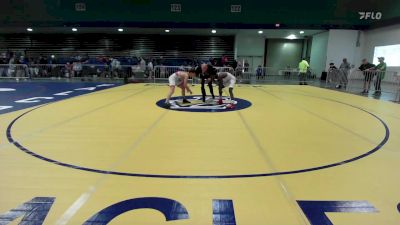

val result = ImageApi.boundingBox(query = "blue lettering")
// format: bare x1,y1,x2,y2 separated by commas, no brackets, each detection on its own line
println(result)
213,199,236,225
0,197,55,225
297,200,378,225
83,197,189,225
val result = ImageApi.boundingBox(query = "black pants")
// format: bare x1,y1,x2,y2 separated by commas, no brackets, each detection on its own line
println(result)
299,73,307,84
375,75,382,92
201,78,214,102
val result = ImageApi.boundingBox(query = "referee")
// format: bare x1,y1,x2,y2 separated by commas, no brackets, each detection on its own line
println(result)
196,63,216,102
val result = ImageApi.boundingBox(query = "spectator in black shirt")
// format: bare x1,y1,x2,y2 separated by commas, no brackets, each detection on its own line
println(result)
232,60,238,69
358,59,375,94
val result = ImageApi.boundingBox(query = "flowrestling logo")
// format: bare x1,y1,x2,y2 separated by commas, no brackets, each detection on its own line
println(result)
156,96,252,112
359,12,382,20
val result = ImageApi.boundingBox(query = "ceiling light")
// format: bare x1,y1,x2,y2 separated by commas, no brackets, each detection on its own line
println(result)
27,28,33,32
165,29,170,33
72,28,78,32
258,30,263,34
299,31,305,34
211,29,217,34
286,34,296,39
118,28,124,32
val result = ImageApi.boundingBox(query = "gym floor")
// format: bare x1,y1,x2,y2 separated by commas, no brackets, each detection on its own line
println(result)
1,82,400,225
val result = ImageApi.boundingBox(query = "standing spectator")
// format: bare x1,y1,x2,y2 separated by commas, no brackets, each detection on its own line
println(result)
359,59,375,94
329,62,337,70
373,57,387,95
244,60,249,72
147,60,154,79
65,62,73,78
328,63,344,88
221,55,228,66
73,61,83,77
256,65,263,80
7,53,15,77
327,63,337,79
339,58,351,88
235,60,243,82
28,57,38,77
0,55,6,77
232,59,238,70
339,58,351,75
38,55,48,77
140,57,146,72
16,56,28,78
298,58,309,85
284,65,291,79
111,58,121,78
39,55,47,64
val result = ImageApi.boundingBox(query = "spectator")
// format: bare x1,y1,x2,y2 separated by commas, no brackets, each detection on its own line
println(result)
232,59,238,70
221,55,228,66
0,56,6,77
339,58,351,75
244,60,249,72
358,59,375,94
140,57,146,72
339,58,351,88
298,58,309,85
328,63,345,89
39,55,47,64
111,58,121,78
329,62,337,70
256,65,263,79
373,57,387,95
7,53,15,77
65,62,73,78
18,56,29,78
284,65,291,79
73,61,83,77
147,60,154,78
235,60,243,81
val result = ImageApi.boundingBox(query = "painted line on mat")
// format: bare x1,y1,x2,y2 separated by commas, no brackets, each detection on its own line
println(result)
6,91,389,179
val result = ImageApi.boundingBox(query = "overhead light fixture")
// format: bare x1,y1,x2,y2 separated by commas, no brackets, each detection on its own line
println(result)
299,31,305,34
27,28,33,32
211,29,217,34
118,28,124,32
258,30,263,34
72,28,78,32
51,55,55,59
286,34,296,39
165,29,170,33
275,24,280,28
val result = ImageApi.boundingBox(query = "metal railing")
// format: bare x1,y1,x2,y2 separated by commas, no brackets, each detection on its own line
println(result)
0,64,317,84
2,63,399,102
0,64,150,80
325,68,349,88
346,69,400,95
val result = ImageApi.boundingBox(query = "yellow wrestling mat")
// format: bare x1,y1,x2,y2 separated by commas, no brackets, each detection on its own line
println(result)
1,83,400,225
